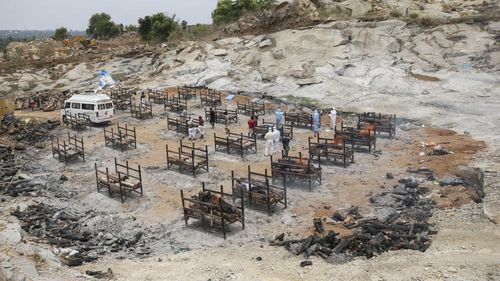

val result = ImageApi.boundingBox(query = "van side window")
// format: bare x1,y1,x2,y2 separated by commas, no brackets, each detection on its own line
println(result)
64,102,71,109
71,103,81,109
106,103,113,109
98,104,105,110
82,104,95,110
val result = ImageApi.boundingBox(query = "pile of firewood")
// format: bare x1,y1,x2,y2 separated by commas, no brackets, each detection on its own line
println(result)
0,146,28,196
191,191,240,217
271,178,436,260
14,90,75,111
11,203,144,266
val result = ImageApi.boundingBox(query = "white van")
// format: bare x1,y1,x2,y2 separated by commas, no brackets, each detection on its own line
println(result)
61,94,115,124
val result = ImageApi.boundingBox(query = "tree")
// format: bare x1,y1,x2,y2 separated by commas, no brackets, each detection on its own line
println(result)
124,24,138,32
212,0,276,24
181,20,188,31
53,27,69,41
86,13,120,39
138,13,179,42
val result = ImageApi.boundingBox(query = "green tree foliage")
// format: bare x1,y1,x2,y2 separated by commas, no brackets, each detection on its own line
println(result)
53,27,69,41
86,13,120,39
181,20,188,31
124,25,138,32
138,13,179,42
212,0,276,24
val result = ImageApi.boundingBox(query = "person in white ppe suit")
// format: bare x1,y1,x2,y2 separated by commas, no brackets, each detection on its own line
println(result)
264,127,274,156
329,107,337,131
273,126,281,153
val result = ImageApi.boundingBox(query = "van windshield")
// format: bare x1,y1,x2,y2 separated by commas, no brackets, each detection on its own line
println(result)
105,103,113,109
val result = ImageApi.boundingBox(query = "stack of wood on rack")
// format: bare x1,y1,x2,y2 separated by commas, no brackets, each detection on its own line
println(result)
284,111,319,129
308,134,354,167
166,140,209,177
95,158,143,203
166,116,202,135
180,183,245,239
104,123,137,151
270,151,321,190
107,87,136,110
164,94,187,113
51,132,85,165
358,112,397,138
335,123,377,153
200,89,223,106
129,97,153,119
214,132,257,157
231,165,287,215
204,107,238,124
237,101,265,116
64,112,92,131
177,85,200,100
148,90,168,104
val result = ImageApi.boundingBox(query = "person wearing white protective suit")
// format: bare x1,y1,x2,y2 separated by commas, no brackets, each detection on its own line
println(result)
329,107,337,131
273,126,281,153
188,119,196,141
264,128,274,156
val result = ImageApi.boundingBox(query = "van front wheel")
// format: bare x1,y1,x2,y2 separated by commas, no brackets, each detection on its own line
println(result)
62,115,67,123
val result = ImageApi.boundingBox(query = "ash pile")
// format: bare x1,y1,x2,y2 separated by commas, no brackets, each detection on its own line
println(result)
1,116,60,148
11,203,148,266
271,176,436,262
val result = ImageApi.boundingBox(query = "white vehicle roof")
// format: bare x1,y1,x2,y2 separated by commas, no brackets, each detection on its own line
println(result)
65,94,112,103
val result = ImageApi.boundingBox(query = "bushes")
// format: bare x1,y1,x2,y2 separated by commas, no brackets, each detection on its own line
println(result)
212,0,276,24
138,13,179,42
390,9,402,18
86,13,120,39
53,27,69,41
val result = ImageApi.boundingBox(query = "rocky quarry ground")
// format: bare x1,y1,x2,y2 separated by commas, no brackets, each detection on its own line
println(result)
0,0,499,280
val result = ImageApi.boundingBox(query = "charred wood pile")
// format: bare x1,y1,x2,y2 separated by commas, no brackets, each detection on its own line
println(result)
271,177,436,260
0,146,31,196
11,203,144,266
231,165,287,215
1,117,60,146
166,140,209,177
180,183,245,239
